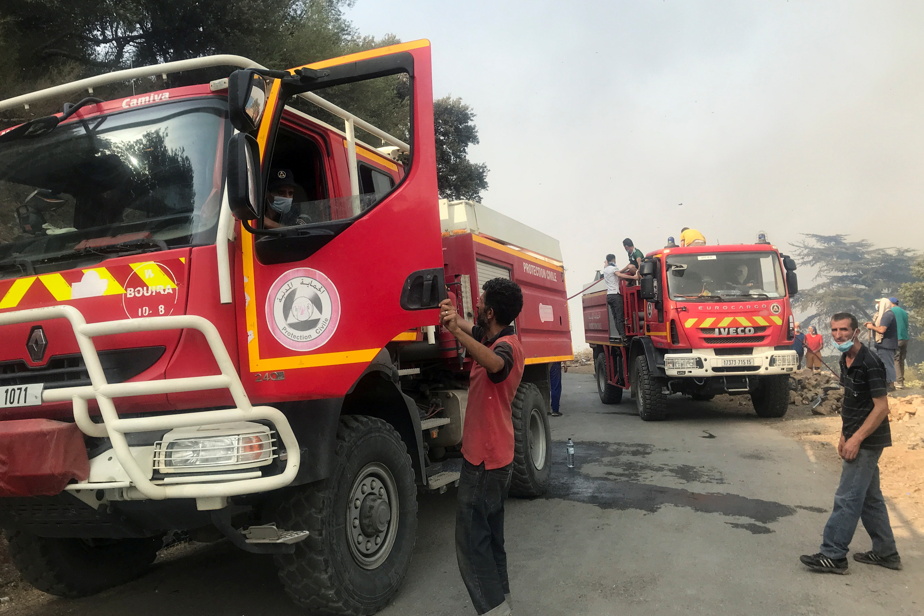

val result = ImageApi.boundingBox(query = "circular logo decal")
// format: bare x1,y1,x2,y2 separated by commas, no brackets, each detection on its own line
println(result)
770,303,782,314
266,268,340,351
646,302,654,318
121,262,179,319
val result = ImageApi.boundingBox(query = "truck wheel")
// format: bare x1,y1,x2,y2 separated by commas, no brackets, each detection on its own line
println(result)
5,531,159,598
634,355,666,421
595,353,623,404
751,375,790,418
273,415,417,616
510,382,552,497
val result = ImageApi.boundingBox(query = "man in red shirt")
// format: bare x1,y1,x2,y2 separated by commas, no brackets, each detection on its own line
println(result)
440,278,524,616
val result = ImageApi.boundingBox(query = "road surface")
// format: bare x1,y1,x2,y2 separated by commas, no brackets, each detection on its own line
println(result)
4,370,922,615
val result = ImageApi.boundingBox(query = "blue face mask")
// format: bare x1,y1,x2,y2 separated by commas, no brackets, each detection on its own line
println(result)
833,330,858,352
270,196,293,214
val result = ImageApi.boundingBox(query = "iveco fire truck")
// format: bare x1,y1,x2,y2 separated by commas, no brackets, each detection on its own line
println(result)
583,241,799,420
0,41,571,615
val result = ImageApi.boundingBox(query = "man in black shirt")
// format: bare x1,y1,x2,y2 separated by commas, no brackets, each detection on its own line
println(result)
800,312,901,574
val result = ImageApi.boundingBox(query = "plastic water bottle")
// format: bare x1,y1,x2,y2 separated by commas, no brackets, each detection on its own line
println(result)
566,438,575,468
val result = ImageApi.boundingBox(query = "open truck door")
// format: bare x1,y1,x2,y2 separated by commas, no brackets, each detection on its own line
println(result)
226,41,445,401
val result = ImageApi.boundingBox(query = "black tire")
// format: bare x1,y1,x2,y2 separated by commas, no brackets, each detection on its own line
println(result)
634,355,667,421
595,353,623,404
5,531,159,598
273,415,417,616
751,375,790,418
510,382,552,497
691,393,715,401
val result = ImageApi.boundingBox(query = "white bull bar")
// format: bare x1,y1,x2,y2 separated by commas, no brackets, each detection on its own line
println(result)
0,305,300,502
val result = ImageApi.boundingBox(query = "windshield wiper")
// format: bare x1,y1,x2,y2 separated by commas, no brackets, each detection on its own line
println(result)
73,234,168,255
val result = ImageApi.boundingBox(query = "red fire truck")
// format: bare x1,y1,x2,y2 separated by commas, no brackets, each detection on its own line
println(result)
0,41,571,614
583,242,799,420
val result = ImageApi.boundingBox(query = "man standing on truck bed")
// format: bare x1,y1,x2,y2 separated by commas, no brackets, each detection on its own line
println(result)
440,278,525,616
604,254,638,339
800,312,901,574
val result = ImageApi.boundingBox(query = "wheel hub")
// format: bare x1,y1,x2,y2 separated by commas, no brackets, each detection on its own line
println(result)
359,494,391,535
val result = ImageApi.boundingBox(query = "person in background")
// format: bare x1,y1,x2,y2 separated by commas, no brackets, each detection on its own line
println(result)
622,238,644,271
866,298,898,390
889,297,909,389
792,322,806,369
549,362,563,417
805,325,824,373
679,227,706,246
800,312,900,574
603,254,638,339
440,278,525,616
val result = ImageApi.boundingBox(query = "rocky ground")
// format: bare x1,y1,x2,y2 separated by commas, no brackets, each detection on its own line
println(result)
2,369,923,610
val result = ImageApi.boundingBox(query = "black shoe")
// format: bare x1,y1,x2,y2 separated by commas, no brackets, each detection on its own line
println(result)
853,551,902,570
800,553,848,574
550,411,562,417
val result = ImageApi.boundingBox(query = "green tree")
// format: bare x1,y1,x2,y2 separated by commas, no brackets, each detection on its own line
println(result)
899,257,924,345
790,234,917,328
433,96,489,201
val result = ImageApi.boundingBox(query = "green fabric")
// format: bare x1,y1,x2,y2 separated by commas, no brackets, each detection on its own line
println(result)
891,305,909,340
629,248,644,263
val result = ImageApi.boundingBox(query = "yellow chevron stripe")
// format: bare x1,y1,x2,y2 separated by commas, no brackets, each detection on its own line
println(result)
82,267,125,296
0,277,36,309
39,274,72,301
770,316,783,325
391,331,418,341
130,262,177,289
753,316,769,326
685,318,697,328
736,317,751,327
718,317,734,327
701,317,716,328
526,355,574,365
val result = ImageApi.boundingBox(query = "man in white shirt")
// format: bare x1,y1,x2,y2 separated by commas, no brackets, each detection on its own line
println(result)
603,253,637,339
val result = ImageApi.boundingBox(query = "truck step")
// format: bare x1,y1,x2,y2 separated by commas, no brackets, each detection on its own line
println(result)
242,524,309,545
426,471,460,492
420,417,450,431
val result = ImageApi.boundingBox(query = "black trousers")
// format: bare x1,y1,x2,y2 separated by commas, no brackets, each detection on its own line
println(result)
607,293,624,338
456,460,512,614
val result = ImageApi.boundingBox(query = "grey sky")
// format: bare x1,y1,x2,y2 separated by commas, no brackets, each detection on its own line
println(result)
346,0,923,349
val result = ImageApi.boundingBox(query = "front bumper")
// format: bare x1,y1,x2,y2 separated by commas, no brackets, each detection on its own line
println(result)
663,348,798,377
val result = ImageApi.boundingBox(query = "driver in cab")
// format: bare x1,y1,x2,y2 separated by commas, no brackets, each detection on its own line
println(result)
263,168,300,229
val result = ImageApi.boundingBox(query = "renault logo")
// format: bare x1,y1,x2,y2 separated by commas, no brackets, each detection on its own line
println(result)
27,327,47,362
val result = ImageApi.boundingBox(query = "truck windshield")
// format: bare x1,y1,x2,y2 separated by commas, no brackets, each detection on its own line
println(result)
666,251,786,301
0,98,227,279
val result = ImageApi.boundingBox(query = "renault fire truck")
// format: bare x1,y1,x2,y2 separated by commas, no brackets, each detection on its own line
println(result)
0,41,571,615
583,242,798,420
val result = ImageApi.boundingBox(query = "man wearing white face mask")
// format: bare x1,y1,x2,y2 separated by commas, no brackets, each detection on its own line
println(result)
263,168,299,229
800,312,900,575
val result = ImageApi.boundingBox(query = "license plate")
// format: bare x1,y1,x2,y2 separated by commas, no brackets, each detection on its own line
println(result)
0,384,44,408
721,359,755,367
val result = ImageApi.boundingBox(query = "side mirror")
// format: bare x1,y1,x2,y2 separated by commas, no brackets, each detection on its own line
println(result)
640,277,659,301
786,271,798,296
639,259,656,277
225,133,263,222
228,70,268,133
782,256,797,272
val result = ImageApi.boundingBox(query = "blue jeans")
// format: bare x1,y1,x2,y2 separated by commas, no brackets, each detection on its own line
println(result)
456,460,512,614
549,363,562,413
876,347,897,384
820,447,898,559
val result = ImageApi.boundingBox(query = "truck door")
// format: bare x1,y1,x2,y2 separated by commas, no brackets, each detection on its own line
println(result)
230,41,443,401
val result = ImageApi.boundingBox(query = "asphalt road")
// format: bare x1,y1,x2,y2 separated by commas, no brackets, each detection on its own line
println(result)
7,371,923,616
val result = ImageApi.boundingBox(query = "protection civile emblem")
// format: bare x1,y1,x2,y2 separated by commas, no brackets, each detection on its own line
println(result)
266,268,340,351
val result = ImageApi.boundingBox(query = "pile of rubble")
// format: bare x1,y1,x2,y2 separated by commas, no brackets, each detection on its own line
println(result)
789,370,843,415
